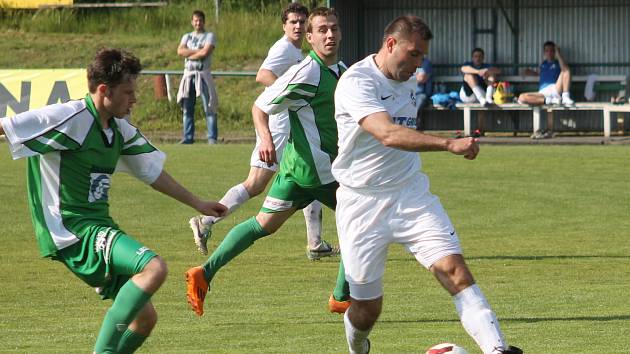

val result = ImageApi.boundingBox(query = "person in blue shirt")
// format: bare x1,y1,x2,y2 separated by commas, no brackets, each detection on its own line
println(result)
415,57,433,130
459,48,501,106
518,41,574,106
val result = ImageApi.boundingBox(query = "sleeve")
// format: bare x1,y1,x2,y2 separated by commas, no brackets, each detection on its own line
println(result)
205,32,216,47
180,33,189,46
2,102,87,160
260,42,293,77
254,62,318,116
114,119,166,184
337,73,387,124
424,58,433,74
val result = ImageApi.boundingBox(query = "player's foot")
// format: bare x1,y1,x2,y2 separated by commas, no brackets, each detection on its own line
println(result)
545,95,561,105
500,345,523,354
328,294,351,314
189,216,212,255
185,266,209,316
306,240,339,261
561,96,575,106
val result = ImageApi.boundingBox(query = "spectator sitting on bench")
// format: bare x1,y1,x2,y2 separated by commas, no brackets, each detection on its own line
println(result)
460,47,501,106
518,41,574,106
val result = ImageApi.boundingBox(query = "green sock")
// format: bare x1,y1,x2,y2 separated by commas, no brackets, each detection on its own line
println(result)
202,216,269,283
332,260,350,301
116,328,147,354
94,281,151,354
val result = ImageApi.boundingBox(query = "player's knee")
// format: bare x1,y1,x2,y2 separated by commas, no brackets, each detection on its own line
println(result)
144,256,168,286
350,298,382,329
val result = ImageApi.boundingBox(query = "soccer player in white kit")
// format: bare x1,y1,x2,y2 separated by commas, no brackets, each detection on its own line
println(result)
332,16,522,354
189,3,337,261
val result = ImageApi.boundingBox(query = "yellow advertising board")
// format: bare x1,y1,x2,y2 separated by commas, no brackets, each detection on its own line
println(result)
0,69,86,117
0,0,72,8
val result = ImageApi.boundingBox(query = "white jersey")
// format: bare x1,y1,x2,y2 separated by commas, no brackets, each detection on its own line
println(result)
259,36,303,133
332,54,429,193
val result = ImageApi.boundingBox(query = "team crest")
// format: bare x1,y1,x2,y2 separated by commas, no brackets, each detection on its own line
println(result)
89,173,111,202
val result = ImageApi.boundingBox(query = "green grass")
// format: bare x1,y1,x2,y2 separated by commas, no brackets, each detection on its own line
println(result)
1,144,630,353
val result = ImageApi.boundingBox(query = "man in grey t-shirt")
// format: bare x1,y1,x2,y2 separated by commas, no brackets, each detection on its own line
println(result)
177,10,219,144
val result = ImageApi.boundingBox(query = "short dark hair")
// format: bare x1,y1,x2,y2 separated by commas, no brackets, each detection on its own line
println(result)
192,10,205,21
87,48,142,93
383,15,433,42
472,47,485,56
282,2,308,24
543,41,556,49
307,7,339,33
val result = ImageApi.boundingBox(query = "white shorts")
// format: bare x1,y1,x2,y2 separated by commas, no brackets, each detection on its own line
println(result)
336,178,462,300
459,87,478,103
250,131,289,172
539,84,559,98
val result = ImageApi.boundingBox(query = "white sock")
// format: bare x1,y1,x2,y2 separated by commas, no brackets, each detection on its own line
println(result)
472,86,486,104
485,85,495,103
562,92,571,100
303,201,323,249
201,183,250,225
453,284,507,354
344,311,371,354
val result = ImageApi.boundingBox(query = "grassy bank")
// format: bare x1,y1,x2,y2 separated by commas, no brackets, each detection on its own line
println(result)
0,1,322,137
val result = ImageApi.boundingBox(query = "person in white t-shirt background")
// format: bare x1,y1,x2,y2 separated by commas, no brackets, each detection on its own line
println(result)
188,2,338,262
332,15,522,354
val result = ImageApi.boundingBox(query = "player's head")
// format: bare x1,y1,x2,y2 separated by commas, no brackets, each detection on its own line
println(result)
191,10,206,32
471,47,485,66
543,41,556,60
87,48,142,117
306,7,341,64
282,3,308,45
380,15,433,82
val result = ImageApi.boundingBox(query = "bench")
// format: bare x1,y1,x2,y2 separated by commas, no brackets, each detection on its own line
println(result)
429,75,628,137
434,102,627,137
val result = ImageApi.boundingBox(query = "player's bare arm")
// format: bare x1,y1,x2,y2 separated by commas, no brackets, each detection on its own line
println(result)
360,111,479,159
555,46,570,71
177,43,197,58
188,43,214,60
252,104,276,165
150,170,227,217
256,68,278,87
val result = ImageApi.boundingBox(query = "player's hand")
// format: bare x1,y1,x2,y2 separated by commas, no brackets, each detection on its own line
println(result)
478,68,488,78
196,201,228,217
258,139,277,166
446,137,480,160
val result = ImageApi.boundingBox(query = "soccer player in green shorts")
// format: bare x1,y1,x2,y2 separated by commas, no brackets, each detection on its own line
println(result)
0,48,226,353
185,7,351,317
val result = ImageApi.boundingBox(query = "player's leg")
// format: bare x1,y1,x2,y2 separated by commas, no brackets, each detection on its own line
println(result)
180,78,197,144
517,92,545,105
556,69,574,105
200,79,218,144
186,174,302,316
463,74,487,105
484,75,496,104
93,232,166,353
116,302,157,353
403,193,511,354
336,185,392,350
191,134,283,254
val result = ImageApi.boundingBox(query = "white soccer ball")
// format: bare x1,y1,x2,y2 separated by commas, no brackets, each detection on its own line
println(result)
426,342,469,354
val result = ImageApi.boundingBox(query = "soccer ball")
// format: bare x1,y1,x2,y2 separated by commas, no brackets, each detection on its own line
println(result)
426,342,469,354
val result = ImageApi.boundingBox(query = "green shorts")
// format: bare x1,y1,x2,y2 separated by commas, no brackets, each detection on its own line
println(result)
53,225,157,300
260,173,338,213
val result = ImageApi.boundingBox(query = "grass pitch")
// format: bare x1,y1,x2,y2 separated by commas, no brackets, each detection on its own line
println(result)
1,143,629,353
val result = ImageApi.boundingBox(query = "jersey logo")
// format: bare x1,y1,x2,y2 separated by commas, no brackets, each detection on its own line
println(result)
380,94,393,100
89,173,111,203
410,91,417,107
392,116,417,129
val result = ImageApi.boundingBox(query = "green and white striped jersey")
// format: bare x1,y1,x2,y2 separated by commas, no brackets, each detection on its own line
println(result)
254,50,345,188
2,95,165,257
